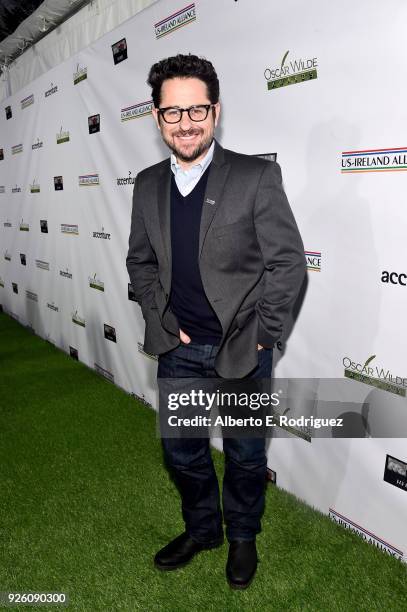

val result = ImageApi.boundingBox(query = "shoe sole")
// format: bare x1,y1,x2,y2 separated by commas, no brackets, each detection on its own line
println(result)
227,574,255,590
154,540,224,571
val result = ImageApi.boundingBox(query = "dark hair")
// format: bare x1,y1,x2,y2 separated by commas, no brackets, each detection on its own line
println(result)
147,53,219,108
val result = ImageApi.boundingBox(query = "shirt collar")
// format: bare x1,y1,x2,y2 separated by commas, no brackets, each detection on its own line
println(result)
170,139,215,176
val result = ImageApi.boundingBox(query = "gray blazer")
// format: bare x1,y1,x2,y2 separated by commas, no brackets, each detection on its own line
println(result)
126,140,306,378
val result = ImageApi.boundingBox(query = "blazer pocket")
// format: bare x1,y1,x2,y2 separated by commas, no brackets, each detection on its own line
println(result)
235,304,256,329
213,220,253,238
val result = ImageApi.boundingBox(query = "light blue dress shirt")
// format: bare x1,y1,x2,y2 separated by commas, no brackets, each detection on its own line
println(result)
170,139,214,196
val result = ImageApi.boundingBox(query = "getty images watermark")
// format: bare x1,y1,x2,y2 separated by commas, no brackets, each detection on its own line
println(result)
154,377,392,439
165,388,343,431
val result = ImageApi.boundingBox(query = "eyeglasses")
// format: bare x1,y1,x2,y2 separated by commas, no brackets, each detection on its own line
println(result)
158,104,215,124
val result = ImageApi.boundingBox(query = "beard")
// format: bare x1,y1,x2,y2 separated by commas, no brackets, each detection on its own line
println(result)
162,126,214,163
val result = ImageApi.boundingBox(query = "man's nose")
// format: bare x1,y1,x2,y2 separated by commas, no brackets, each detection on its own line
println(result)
179,109,193,130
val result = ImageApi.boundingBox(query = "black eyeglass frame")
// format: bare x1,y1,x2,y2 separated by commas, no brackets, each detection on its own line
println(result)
157,104,216,123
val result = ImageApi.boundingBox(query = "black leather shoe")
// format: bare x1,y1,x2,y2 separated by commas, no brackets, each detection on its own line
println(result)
226,540,258,589
154,532,224,571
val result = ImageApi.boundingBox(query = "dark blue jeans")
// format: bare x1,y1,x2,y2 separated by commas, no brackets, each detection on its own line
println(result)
157,342,273,543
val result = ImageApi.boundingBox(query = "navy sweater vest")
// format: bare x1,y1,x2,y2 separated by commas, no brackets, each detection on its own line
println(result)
169,165,223,345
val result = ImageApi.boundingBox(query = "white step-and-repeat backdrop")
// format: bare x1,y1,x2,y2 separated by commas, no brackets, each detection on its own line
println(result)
0,0,406,562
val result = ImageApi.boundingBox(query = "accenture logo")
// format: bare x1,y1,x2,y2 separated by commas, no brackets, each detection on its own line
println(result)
155,3,196,39
45,83,58,97
93,227,111,240
341,147,407,173
60,267,72,279
117,171,136,186
381,271,406,286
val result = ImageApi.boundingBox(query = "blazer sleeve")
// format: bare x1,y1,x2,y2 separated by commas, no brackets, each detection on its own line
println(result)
126,173,159,317
253,161,306,347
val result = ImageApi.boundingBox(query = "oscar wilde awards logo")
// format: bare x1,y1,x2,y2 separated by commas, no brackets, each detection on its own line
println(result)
79,173,99,186
30,179,40,193
73,63,87,85
384,454,407,492
154,3,196,39
343,355,406,397
305,250,322,272
21,94,34,109
56,127,70,144
341,146,407,173
88,114,100,134
72,309,86,327
5,105,12,119
112,38,127,64
89,273,104,292
121,101,153,122
264,50,318,91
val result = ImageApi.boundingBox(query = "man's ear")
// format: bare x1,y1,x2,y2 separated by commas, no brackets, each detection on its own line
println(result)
152,107,161,131
213,102,221,128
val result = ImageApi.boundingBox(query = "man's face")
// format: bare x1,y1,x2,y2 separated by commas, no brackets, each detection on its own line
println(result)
152,77,220,167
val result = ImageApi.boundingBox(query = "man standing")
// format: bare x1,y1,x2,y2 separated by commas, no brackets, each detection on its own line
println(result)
126,54,305,589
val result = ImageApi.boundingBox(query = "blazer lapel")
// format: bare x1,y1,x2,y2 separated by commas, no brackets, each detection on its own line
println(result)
157,164,172,268
199,140,230,258
156,139,231,267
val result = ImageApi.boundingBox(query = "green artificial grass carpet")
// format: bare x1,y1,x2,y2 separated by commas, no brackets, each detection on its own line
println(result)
0,311,406,611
